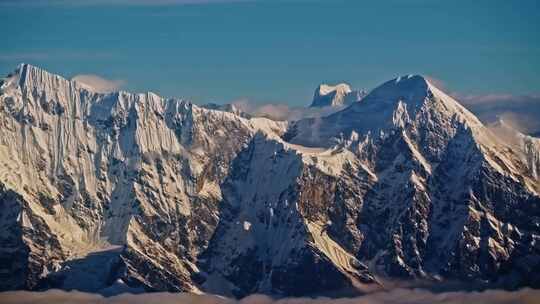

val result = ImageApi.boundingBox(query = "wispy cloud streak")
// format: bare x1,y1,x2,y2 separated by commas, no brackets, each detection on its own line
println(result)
425,76,540,137
457,93,540,136
0,0,254,7
230,98,346,121
0,51,115,62
72,74,126,93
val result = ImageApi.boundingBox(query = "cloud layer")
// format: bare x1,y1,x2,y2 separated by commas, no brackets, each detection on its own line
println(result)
228,92,540,138
457,94,540,136
231,99,346,122
72,74,126,93
1,288,539,304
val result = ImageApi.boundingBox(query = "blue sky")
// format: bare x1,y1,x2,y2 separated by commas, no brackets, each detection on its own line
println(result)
1,0,539,106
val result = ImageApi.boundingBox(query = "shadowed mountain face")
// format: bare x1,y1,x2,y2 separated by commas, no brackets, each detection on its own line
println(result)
0,65,539,297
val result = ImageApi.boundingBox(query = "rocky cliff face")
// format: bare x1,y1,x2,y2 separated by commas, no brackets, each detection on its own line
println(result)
0,66,539,297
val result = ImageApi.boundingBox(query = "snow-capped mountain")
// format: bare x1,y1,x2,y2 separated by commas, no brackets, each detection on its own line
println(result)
309,83,365,108
0,65,539,297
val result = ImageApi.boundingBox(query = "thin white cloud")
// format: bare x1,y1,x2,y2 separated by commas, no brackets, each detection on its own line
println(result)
0,0,253,7
456,93,540,136
72,74,126,93
425,76,448,92
230,98,346,122
1,288,539,304
0,52,50,62
0,51,115,62
423,76,540,137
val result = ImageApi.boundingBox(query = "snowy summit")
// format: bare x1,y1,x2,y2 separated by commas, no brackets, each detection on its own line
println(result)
310,83,365,107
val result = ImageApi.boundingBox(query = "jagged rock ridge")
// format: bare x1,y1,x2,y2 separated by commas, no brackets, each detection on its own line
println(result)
0,66,539,297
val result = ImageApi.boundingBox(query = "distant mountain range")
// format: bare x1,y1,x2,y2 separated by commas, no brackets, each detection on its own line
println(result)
0,64,539,297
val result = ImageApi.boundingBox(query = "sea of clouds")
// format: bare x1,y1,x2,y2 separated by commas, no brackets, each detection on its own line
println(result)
1,288,539,304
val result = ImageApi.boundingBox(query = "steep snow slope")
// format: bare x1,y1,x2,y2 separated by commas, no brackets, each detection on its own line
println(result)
201,134,376,297
0,64,287,293
286,74,540,286
0,66,539,296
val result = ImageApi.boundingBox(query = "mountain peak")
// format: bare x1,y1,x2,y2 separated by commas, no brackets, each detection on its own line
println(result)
362,74,431,105
317,83,352,95
5,63,70,93
357,73,481,125
15,62,53,79
289,74,484,148
310,82,359,108
395,74,428,83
